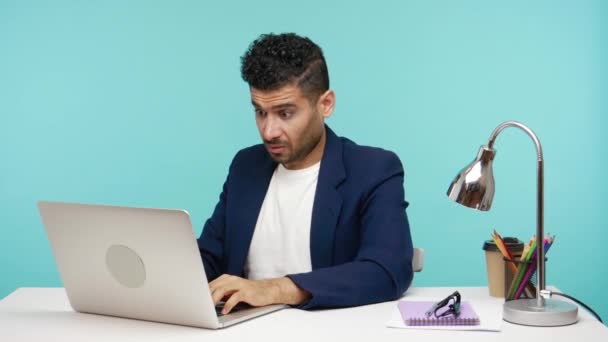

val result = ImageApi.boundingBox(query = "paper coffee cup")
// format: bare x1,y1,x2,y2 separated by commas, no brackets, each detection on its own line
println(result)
482,237,524,298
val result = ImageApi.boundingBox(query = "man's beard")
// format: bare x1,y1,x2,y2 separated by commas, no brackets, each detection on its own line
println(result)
267,125,323,166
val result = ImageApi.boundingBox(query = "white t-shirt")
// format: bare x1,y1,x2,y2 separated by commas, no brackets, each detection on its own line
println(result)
244,161,320,280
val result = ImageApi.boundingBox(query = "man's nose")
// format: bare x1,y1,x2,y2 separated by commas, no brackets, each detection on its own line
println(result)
262,116,281,141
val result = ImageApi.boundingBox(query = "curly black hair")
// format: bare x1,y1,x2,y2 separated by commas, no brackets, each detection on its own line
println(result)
241,33,329,100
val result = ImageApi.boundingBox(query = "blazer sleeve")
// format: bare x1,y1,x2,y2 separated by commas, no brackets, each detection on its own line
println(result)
287,153,414,309
197,160,234,282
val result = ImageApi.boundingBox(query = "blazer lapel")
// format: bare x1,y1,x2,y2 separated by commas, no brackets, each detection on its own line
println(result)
310,125,346,269
229,152,276,276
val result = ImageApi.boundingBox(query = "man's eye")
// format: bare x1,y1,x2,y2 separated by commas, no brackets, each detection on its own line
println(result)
279,111,293,119
255,109,266,117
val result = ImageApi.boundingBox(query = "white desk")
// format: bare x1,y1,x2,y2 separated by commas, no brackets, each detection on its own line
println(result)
1,286,606,342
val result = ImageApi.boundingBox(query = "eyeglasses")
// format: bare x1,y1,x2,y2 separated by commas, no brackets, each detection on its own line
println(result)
425,291,461,318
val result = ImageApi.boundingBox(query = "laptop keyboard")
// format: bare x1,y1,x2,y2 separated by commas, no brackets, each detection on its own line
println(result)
215,302,250,317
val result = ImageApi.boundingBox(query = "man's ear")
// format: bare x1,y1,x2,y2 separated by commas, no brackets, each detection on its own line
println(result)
317,90,335,118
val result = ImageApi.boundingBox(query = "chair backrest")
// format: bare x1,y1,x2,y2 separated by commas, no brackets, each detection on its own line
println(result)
412,247,424,272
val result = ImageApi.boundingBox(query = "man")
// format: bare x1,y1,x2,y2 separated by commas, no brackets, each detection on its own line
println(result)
197,33,413,315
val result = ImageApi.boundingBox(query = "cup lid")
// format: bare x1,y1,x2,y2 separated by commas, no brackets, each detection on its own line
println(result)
482,237,524,252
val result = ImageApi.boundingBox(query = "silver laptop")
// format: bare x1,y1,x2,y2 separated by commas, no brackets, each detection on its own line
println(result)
37,201,286,329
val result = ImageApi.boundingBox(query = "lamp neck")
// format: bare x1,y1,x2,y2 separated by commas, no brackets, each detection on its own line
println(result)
487,121,544,162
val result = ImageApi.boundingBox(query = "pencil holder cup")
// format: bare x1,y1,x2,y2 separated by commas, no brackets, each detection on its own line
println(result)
482,238,524,298
502,256,548,301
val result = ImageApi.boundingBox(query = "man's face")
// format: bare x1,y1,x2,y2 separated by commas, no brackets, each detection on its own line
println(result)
251,84,331,170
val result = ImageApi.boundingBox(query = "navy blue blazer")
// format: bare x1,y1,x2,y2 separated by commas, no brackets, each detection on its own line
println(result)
197,125,413,309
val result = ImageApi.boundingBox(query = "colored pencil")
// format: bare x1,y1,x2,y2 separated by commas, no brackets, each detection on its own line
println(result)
507,237,537,300
492,230,536,298
514,236,554,299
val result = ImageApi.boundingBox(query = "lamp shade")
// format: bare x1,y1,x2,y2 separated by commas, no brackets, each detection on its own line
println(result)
447,146,496,211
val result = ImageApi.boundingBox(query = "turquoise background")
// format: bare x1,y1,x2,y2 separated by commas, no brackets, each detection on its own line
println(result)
1,0,606,323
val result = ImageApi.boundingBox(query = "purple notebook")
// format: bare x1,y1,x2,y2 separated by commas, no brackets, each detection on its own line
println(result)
397,301,480,326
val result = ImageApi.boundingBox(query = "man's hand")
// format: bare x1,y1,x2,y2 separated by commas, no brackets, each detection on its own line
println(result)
209,274,311,314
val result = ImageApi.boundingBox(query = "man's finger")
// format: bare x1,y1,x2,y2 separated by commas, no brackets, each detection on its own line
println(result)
211,286,225,305
211,280,243,305
222,292,243,315
210,274,241,292
212,287,237,305
209,274,231,291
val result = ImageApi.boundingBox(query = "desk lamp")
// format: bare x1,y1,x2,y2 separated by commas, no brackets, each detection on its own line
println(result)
446,121,578,326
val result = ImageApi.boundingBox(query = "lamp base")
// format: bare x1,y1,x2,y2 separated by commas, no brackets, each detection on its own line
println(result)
503,298,578,326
